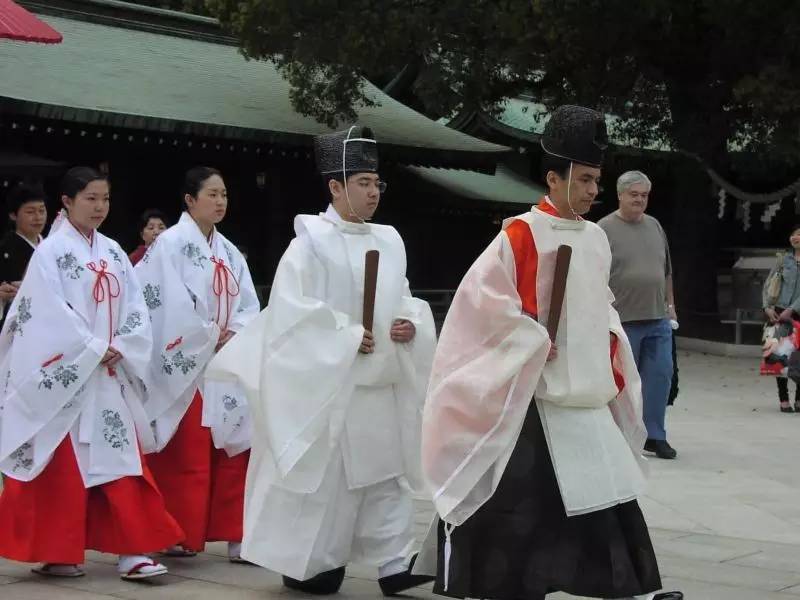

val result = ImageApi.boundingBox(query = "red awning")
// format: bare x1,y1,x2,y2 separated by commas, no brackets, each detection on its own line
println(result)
0,0,62,44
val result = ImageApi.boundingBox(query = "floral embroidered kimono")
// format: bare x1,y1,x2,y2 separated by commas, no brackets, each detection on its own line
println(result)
0,221,183,564
135,212,260,550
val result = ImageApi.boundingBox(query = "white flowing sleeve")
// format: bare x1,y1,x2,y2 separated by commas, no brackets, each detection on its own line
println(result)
228,251,261,332
0,248,107,473
393,281,437,492
599,230,648,459
199,245,260,456
134,237,220,446
206,236,364,492
422,232,550,525
111,251,152,382
106,250,157,452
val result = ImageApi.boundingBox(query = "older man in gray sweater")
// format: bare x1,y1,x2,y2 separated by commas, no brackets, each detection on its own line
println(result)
598,171,677,460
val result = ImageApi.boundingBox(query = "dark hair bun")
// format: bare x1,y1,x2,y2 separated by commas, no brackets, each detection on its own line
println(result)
60,166,106,199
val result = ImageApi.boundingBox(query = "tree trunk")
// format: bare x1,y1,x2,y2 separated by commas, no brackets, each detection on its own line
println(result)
668,154,719,318
665,78,731,324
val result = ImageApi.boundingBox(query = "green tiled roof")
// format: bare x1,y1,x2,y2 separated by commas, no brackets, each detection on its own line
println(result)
404,164,545,205
492,97,672,152
0,12,508,168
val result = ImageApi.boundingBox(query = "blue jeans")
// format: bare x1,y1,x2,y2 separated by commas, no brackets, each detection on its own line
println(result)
623,319,674,441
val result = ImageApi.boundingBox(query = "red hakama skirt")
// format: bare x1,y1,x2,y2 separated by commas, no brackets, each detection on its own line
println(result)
0,436,184,564
147,390,249,551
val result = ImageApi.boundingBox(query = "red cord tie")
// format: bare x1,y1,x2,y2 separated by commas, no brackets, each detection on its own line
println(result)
87,259,120,344
166,336,183,351
210,256,240,331
42,353,63,368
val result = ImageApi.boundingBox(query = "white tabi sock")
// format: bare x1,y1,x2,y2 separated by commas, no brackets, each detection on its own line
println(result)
378,556,407,578
117,555,153,573
228,542,242,559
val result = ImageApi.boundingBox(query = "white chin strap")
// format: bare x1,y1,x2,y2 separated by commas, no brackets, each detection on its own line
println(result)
565,161,578,219
343,187,365,223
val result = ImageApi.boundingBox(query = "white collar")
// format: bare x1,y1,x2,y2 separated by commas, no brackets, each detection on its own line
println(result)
321,204,370,235
180,211,216,247
538,196,586,230
16,232,42,250
324,204,344,223
64,220,96,247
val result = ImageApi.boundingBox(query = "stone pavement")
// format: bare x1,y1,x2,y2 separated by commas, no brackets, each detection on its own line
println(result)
2,350,800,599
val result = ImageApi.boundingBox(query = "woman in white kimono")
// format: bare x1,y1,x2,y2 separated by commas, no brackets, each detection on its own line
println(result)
135,167,260,561
0,167,183,580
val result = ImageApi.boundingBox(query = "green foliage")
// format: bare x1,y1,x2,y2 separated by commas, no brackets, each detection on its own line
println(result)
202,0,800,164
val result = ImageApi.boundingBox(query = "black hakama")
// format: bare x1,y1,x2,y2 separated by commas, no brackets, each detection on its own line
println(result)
433,400,662,600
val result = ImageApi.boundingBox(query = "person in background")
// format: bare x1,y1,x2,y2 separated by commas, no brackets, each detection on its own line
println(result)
0,183,47,328
129,209,168,266
762,224,800,412
598,170,678,460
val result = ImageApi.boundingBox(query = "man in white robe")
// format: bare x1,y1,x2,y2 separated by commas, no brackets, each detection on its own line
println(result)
206,126,436,595
417,107,682,600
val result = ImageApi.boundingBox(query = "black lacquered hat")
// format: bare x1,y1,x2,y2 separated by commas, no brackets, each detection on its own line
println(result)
314,126,379,176
541,105,608,167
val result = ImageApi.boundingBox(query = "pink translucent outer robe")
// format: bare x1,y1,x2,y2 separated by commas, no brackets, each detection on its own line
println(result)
421,201,647,528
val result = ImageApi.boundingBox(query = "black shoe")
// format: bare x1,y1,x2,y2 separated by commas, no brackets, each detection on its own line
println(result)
283,567,346,595
378,554,435,596
644,439,677,459
654,592,683,600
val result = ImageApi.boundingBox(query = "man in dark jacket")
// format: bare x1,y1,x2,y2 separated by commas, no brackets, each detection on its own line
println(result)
0,183,47,327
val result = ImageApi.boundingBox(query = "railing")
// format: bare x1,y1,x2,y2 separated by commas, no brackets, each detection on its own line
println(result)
720,308,764,345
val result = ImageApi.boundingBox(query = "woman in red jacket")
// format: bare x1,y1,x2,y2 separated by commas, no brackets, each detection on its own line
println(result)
129,209,168,266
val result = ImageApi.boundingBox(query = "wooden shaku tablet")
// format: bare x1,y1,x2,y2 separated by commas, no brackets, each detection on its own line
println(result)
547,245,572,343
362,249,380,331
